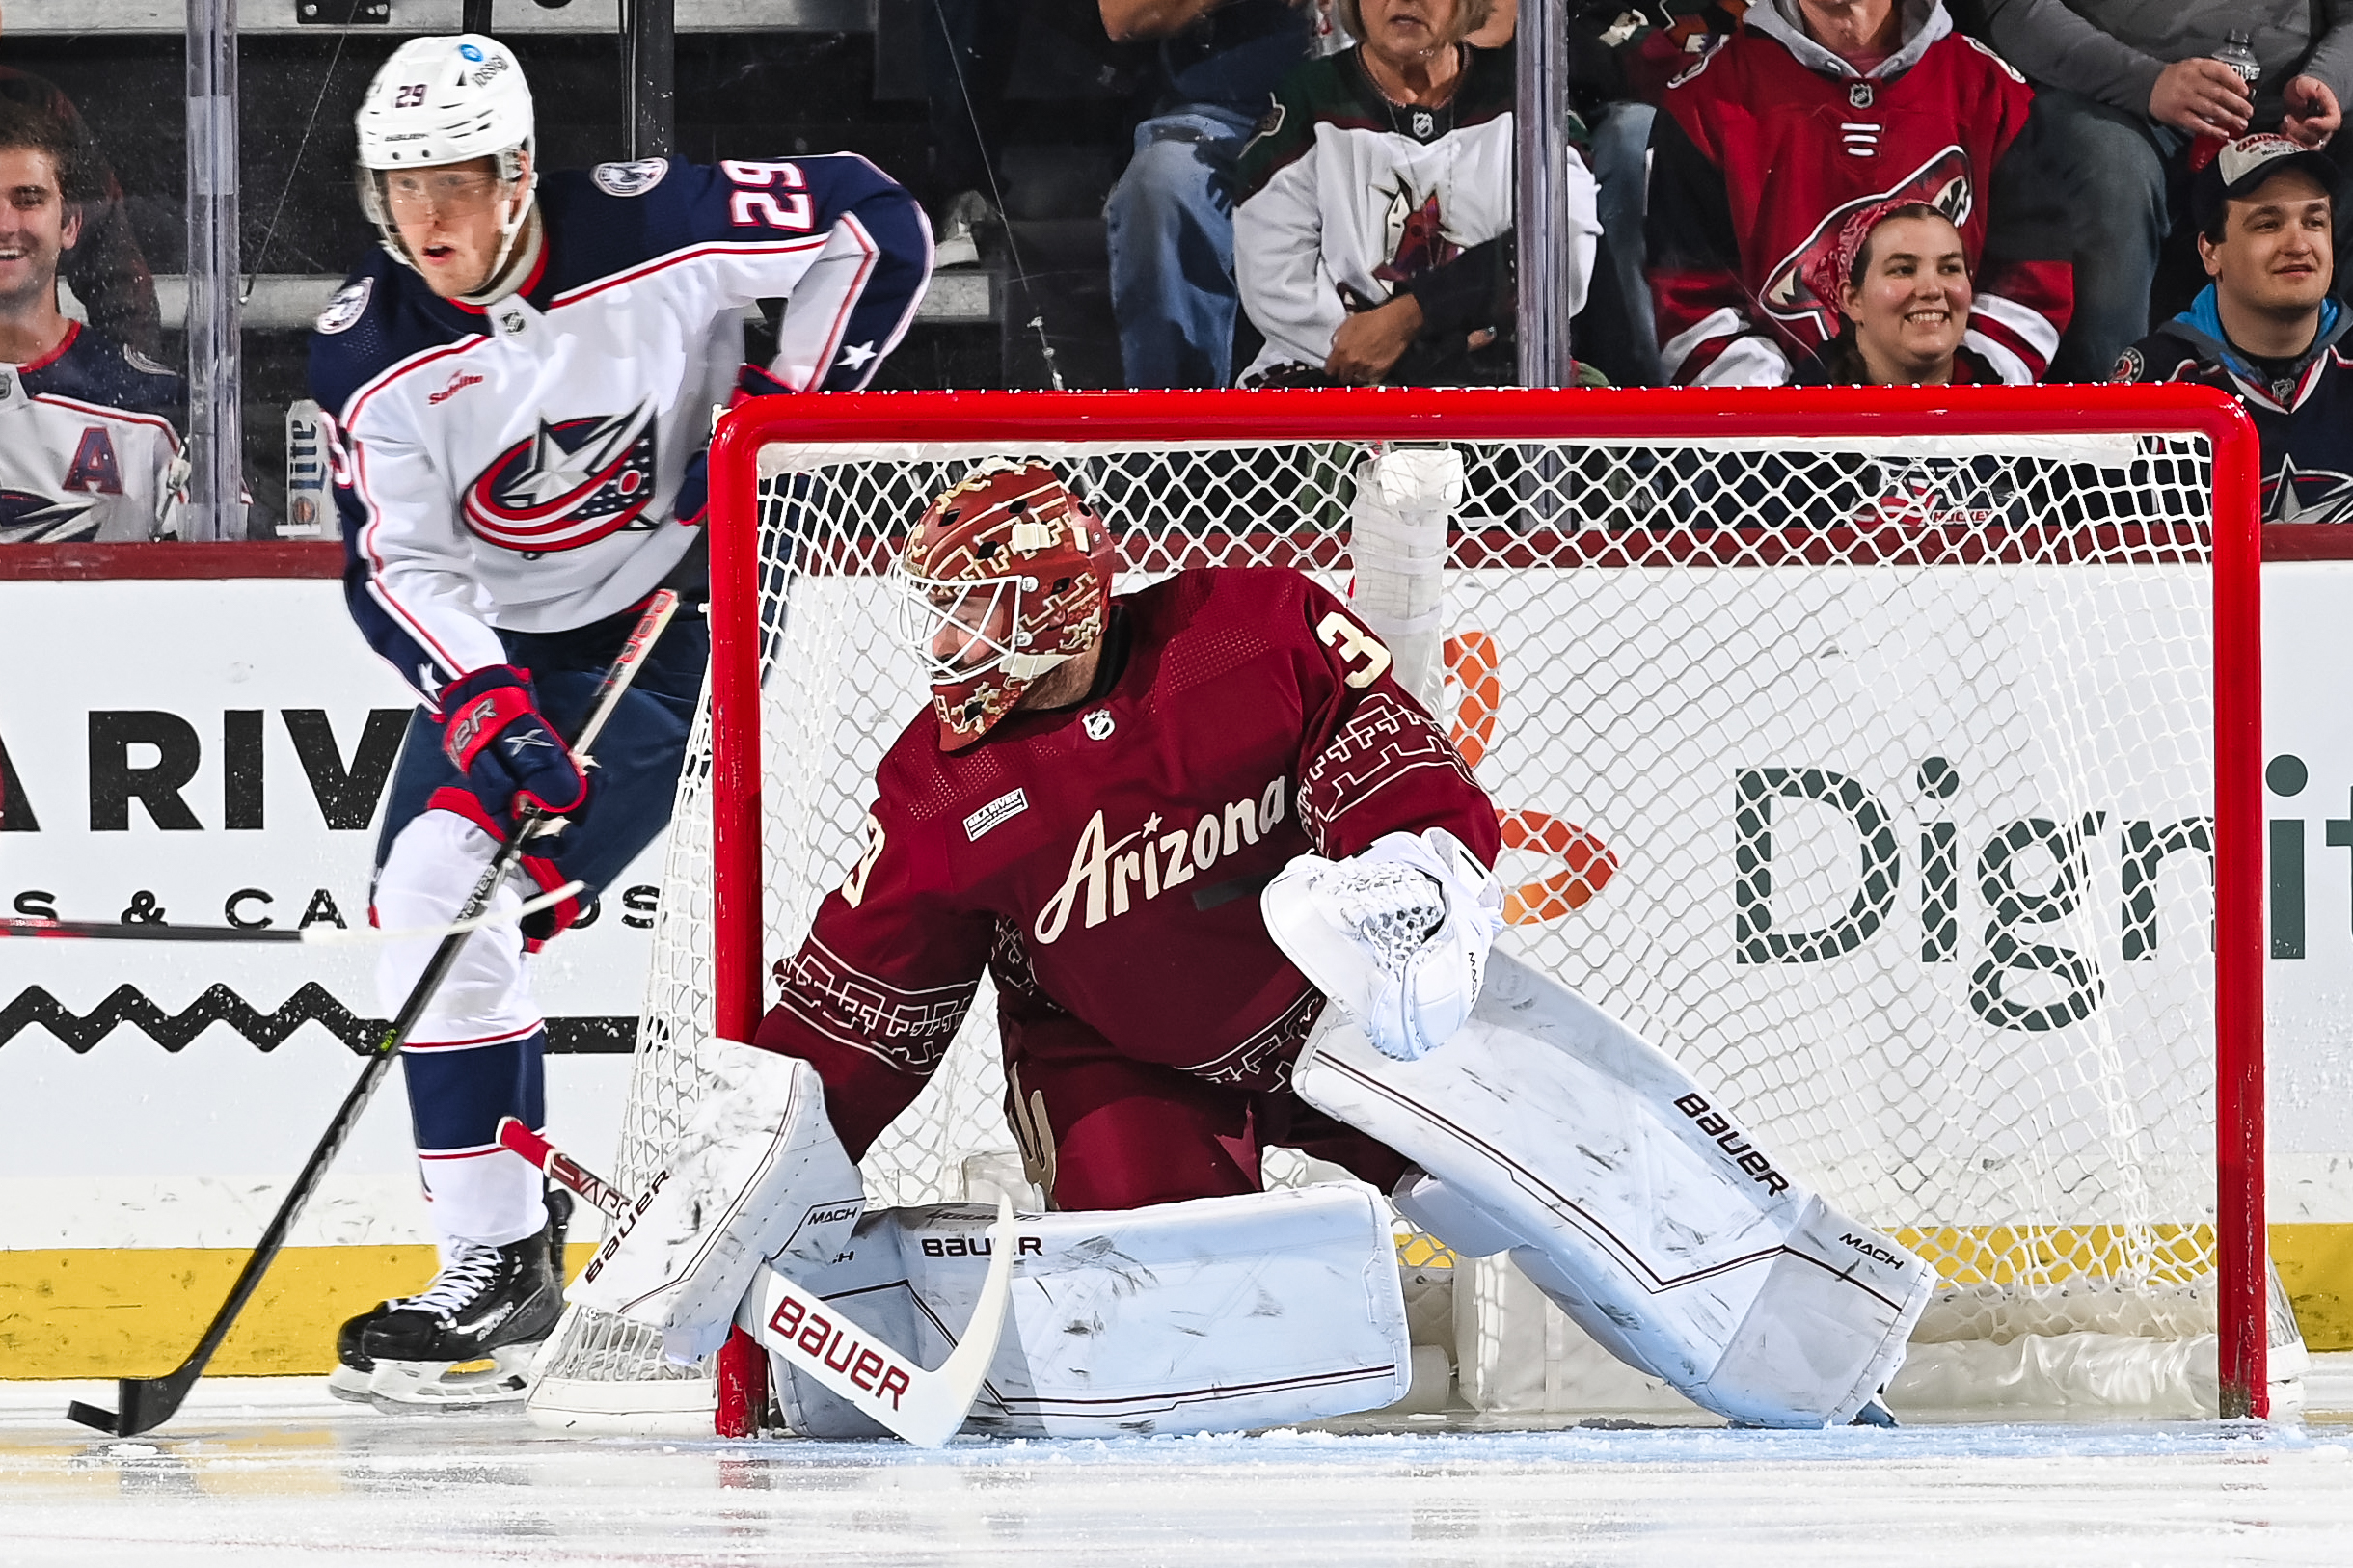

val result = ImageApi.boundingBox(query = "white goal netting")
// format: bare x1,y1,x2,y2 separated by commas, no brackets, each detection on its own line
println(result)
533,405,2272,1431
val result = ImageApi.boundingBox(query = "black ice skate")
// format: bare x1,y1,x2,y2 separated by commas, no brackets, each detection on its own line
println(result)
335,1191,571,1412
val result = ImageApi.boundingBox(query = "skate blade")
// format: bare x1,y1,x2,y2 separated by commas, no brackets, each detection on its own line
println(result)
326,1364,376,1405
362,1344,542,1413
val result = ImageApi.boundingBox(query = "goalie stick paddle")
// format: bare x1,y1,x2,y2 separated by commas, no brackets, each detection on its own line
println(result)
496,1117,1018,1448
0,880,585,945
67,590,680,1440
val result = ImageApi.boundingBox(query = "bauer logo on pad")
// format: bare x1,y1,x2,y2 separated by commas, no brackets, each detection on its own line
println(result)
963,788,1029,842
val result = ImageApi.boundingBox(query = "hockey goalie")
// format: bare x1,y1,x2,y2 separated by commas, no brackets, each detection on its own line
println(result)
573,454,1933,1436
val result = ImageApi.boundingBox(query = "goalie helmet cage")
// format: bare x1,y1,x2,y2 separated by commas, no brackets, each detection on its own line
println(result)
554,385,2265,1438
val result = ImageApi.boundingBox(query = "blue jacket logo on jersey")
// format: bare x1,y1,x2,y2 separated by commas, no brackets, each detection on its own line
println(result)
0,488,96,545
462,402,660,553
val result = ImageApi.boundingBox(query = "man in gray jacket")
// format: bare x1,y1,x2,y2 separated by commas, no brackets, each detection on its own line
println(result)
1981,0,2351,380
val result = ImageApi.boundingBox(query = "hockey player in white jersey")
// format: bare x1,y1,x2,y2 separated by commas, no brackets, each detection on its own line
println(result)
0,99,185,544
309,33,931,1409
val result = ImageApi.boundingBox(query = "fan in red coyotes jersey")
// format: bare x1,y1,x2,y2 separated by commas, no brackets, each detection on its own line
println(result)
1645,0,2074,386
751,461,1502,1209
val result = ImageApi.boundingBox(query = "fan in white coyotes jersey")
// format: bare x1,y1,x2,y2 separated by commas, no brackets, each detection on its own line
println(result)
0,98,184,544
307,33,932,1412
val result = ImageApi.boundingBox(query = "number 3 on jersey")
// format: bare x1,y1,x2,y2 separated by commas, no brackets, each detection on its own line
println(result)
722,160,815,232
841,812,886,907
1316,610,1393,689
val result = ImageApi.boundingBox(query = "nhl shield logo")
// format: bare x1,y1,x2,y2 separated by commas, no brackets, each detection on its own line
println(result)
1081,709,1116,741
463,402,661,553
592,158,670,198
1849,81,1874,108
1411,109,1435,138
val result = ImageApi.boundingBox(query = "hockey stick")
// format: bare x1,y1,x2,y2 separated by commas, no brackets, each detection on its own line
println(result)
67,590,680,1439
497,1117,1017,1448
1,880,585,946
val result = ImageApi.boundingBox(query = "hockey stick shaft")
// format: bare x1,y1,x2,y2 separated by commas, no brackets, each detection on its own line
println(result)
68,590,680,1439
496,1117,1016,1448
1,881,585,946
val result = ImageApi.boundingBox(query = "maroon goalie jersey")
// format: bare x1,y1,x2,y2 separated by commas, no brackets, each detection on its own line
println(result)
755,567,1502,1160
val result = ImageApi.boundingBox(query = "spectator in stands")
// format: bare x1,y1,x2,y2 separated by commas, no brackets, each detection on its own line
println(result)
1569,0,1748,388
1646,0,2073,386
1799,199,1995,384
1099,0,1325,387
1233,0,1591,386
2112,135,2353,524
0,101,184,544
0,6,162,357
1982,2,2351,384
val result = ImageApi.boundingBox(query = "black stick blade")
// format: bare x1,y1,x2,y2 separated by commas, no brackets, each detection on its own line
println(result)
68,1375,187,1438
65,1398,122,1435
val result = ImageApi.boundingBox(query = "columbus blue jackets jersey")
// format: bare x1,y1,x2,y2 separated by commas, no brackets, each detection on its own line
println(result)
2113,289,2353,525
0,322,184,544
308,153,932,701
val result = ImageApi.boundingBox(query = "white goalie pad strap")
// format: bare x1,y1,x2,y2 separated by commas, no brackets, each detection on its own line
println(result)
567,1043,866,1365
1262,827,1503,1061
1294,953,1933,1427
1347,446,1462,713
760,1185,1412,1439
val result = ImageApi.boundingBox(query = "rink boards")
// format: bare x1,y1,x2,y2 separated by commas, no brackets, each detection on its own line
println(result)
1,564,2351,1374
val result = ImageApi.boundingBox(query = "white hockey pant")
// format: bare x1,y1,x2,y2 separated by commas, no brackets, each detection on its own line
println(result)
374,807,544,1250
568,1043,867,1365
1293,952,1933,1427
762,1185,1412,1439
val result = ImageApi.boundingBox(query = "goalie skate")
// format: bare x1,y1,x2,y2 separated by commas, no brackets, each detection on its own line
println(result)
332,1194,570,1412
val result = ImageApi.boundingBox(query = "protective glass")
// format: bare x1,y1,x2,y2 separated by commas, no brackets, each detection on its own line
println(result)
893,566,1026,685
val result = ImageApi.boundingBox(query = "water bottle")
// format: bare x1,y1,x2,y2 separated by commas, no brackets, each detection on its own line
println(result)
2188,30,2261,172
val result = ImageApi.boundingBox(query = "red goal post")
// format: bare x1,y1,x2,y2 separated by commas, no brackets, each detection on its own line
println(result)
698,384,2267,1422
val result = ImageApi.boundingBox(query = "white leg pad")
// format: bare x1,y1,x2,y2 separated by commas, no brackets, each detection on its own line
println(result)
760,1185,1412,1439
1297,952,1932,1427
567,1043,866,1365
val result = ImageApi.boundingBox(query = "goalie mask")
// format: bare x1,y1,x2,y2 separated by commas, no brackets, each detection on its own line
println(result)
354,34,537,292
896,460,1117,752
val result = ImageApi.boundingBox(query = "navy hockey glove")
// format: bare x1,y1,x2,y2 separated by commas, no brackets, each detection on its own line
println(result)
435,664,589,838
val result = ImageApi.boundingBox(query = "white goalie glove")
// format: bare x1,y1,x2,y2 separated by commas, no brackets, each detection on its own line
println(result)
1261,826,1504,1060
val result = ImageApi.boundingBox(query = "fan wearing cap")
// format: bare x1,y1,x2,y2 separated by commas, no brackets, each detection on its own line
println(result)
308,33,933,1413
2111,134,2353,523
1797,200,1998,387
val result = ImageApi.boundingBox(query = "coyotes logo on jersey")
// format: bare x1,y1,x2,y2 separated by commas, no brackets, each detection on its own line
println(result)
1760,146,1975,345
1371,189,1461,294
462,402,660,553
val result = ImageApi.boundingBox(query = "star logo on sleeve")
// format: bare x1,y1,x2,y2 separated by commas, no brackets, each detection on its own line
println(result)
836,341,879,371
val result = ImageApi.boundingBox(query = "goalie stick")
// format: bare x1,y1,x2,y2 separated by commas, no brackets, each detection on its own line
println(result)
66,589,680,1440
1,880,585,945
497,1117,1018,1448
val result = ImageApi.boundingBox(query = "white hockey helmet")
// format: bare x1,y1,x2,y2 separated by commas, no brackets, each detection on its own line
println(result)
354,34,536,277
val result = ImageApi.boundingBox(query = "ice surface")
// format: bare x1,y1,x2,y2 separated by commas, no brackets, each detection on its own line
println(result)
4,1370,2352,1567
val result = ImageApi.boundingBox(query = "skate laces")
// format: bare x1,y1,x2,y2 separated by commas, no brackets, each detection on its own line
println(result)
1327,861,1445,974
395,1240,504,1322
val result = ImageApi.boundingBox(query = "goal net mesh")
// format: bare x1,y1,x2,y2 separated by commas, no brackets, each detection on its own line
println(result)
535,419,2245,1423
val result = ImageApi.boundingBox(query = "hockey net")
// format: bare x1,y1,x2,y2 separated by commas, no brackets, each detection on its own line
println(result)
529,386,2274,1434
